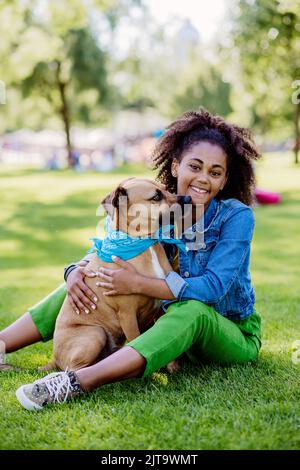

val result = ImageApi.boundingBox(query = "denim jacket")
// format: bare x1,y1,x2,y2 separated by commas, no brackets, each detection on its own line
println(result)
163,197,256,320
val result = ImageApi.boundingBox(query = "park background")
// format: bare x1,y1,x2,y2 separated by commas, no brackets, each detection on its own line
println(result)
0,0,299,450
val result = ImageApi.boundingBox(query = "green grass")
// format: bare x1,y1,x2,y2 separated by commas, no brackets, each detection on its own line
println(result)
0,153,300,450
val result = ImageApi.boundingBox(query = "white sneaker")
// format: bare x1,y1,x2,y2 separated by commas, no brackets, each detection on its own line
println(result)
16,370,83,411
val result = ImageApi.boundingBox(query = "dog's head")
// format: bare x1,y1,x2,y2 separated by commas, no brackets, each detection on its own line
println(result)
101,178,189,237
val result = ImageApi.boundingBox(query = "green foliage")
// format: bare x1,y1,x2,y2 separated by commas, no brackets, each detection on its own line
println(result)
0,155,300,449
0,0,142,139
169,64,232,119
226,0,300,143
68,28,108,96
111,19,232,119
16,5,110,131
1,0,299,164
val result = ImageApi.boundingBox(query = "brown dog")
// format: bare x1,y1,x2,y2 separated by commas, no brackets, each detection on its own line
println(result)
45,178,184,371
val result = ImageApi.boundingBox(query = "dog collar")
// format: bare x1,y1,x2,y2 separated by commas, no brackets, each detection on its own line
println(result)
88,216,187,262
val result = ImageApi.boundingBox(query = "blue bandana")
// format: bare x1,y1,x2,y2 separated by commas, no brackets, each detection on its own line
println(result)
88,216,187,262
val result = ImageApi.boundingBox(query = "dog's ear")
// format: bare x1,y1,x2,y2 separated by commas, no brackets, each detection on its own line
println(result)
111,186,128,208
101,192,114,217
101,186,128,230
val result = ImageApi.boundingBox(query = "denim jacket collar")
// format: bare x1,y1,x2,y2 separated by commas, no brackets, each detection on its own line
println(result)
204,197,218,230
183,197,219,237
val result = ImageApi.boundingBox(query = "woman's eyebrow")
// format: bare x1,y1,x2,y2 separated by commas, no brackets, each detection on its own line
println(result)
189,158,225,171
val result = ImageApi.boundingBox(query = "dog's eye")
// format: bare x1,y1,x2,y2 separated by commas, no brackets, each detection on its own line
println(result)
151,192,163,202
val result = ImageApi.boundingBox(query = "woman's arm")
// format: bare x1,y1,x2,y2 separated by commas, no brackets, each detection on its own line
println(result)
96,256,176,300
64,254,93,281
165,206,255,303
136,275,176,300
97,206,254,303
65,254,99,314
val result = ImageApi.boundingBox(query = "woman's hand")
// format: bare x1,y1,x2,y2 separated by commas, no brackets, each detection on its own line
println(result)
66,266,99,315
96,256,141,296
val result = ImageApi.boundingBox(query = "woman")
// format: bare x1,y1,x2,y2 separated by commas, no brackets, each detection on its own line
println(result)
1,108,262,410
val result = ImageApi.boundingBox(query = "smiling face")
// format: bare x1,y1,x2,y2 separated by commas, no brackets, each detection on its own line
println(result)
171,141,229,211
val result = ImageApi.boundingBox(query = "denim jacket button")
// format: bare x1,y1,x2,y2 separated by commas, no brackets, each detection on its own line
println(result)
184,271,190,277
201,243,206,249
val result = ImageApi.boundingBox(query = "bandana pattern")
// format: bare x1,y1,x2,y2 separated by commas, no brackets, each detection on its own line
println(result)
88,216,187,262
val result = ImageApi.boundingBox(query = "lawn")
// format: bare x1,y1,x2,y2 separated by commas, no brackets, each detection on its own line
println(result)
0,153,299,450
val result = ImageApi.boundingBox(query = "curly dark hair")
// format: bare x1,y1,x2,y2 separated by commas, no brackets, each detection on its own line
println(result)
152,108,261,206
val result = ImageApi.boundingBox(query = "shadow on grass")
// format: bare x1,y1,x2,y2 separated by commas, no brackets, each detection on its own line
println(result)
1,189,108,268
0,165,156,269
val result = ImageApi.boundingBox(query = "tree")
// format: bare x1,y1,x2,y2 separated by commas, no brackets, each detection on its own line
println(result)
169,63,232,119
0,0,142,166
109,13,232,121
19,27,109,166
227,0,300,163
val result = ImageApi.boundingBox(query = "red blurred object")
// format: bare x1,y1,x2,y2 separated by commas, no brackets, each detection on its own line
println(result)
255,188,281,205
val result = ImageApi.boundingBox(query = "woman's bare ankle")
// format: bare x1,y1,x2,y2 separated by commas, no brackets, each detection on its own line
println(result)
75,346,146,392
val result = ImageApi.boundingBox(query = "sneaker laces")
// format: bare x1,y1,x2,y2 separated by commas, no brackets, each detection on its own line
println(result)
40,371,74,404
34,371,64,383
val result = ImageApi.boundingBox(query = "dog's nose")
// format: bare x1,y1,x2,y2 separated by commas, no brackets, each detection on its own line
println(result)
177,195,192,205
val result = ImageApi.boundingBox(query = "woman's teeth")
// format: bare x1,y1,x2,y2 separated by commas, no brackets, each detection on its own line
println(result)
190,186,208,194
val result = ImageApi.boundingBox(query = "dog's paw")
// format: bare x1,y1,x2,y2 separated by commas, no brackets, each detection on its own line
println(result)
165,360,180,374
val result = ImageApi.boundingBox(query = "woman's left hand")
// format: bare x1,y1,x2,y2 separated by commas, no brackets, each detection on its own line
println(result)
96,256,140,296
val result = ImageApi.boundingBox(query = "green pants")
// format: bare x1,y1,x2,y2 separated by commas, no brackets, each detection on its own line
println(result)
29,284,261,376
29,283,67,342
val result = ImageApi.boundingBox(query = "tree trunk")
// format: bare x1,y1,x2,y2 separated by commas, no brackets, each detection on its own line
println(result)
55,61,73,167
294,101,300,165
